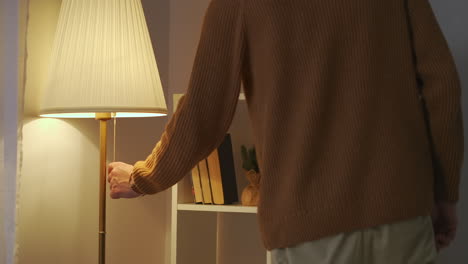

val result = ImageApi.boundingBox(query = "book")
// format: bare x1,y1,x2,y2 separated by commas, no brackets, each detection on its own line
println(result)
191,164,203,204
198,158,213,204
206,134,238,205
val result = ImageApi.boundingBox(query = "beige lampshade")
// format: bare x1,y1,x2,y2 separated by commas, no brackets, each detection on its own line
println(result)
40,0,167,118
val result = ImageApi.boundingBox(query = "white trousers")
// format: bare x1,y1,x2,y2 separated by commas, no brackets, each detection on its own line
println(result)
271,216,437,264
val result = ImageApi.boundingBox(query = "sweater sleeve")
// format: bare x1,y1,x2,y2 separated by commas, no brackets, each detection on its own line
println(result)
129,0,245,195
407,0,464,202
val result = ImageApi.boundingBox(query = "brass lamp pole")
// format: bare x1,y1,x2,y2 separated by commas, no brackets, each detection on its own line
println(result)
96,113,112,264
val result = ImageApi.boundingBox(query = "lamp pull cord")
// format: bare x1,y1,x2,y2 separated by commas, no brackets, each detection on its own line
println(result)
113,113,117,162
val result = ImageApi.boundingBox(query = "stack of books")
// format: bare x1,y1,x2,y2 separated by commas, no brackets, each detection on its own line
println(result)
191,134,238,205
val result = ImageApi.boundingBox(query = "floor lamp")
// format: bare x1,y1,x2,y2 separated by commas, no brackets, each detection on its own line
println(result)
38,1,167,263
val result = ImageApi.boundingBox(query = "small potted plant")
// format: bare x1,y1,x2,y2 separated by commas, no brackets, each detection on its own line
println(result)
240,145,260,206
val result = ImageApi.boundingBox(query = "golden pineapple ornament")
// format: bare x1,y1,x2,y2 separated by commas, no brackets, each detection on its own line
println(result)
240,145,260,206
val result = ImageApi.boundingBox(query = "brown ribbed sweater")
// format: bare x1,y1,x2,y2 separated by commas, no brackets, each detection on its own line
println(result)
130,0,464,250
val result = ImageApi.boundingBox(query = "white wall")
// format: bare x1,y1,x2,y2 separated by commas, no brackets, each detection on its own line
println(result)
17,0,171,263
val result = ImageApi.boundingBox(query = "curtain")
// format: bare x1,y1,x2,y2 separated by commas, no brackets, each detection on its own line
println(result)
1,0,22,263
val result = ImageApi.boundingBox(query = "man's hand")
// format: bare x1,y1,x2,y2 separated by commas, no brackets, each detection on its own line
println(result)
107,162,141,199
431,202,458,251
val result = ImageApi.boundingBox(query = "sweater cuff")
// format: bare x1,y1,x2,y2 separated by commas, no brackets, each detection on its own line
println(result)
129,160,163,195
129,172,145,196
434,174,460,203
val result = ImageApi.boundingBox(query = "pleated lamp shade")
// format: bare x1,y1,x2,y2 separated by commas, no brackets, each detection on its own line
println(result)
40,0,167,118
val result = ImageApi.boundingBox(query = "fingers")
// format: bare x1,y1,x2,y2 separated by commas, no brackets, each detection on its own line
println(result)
434,227,457,251
106,163,139,200
109,183,122,199
108,168,120,198
109,185,139,199
108,161,125,174
109,177,118,187
108,162,116,174
107,162,131,182
107,170,114,183
107,162,121,183
431,202,458,251
435,234,451,250
108,163,115,182
110,189,121,199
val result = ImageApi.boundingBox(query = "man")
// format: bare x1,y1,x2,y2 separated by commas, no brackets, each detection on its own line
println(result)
108,0,464,263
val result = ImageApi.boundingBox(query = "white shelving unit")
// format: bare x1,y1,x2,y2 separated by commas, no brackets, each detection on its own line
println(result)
170,93,271,264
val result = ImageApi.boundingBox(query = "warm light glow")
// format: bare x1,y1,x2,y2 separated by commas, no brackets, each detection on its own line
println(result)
40,112,167,118
39,0,167,118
